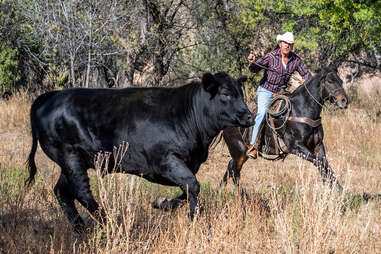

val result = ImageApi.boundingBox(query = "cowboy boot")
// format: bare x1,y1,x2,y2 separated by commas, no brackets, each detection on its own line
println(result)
246,121,265,159
246,144,259,159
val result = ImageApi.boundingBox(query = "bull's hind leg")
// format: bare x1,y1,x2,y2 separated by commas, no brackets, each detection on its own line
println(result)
55,150,105,230
54,173,86,231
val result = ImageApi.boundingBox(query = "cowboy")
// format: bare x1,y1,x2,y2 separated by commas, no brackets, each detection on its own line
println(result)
246,31,311,159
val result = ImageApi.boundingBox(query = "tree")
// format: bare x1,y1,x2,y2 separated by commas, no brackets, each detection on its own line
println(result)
242,0,381,70
0,1,24,92
8,0,380,91
0,43,19,92
113,0,197,86
20,0,124,88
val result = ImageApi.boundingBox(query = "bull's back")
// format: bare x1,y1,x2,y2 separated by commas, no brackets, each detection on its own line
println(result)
31,87,196,167
32,89,131,152
30,90,61,136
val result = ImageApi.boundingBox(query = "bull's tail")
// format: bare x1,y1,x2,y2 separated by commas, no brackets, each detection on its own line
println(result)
26,91,58,186
26,120,38,186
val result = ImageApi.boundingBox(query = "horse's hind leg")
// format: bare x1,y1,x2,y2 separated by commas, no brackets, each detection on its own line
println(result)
221,157,247,186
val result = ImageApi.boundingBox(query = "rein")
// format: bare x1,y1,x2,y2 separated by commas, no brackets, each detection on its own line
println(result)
303,75,345,113
252,61,294,78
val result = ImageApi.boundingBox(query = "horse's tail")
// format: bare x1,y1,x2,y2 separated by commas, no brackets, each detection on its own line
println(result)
26,91,58,186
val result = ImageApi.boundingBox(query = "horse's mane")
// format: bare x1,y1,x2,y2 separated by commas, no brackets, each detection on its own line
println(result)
291,69,325,97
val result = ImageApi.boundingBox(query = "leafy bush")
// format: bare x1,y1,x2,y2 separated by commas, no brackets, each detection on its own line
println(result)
0,43,19,92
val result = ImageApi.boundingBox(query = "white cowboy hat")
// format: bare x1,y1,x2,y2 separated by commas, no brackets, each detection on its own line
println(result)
276,32,295,44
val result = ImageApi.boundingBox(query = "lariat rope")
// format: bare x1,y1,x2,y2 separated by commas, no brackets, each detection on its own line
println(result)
266,95,291,131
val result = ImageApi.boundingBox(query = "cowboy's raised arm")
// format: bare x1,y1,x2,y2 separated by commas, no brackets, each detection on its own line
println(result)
248,50,271,73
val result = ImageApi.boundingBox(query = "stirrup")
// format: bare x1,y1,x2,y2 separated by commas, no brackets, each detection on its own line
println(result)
246,145,258,159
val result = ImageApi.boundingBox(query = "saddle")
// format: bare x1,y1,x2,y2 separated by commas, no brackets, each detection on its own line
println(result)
246,92,290,160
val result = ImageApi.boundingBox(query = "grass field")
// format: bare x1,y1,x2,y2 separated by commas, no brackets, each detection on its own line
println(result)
0,86,380,253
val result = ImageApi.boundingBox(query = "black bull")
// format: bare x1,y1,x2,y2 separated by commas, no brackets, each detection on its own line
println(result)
26,72,254,230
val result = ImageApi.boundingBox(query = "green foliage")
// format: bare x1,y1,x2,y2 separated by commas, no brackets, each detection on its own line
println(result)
0,43,19,91
242,0,381,66
46,64,68,89
343,192,363,213
176,0,256,81
1,0,379,90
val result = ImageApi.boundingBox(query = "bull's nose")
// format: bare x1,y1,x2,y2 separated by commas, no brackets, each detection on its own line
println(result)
246,112,255,125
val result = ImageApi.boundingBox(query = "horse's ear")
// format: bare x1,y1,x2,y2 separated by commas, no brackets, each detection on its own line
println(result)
327,61,339,72
328,64,338,72
237,75,247,84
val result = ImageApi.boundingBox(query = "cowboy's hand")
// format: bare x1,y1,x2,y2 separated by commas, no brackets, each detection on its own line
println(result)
248,51,255,64
300,79,306,85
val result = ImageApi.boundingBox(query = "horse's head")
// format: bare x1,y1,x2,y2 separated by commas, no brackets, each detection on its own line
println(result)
321,67,350,109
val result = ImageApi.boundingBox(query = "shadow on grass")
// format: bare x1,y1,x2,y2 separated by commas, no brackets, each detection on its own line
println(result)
0,208,92,254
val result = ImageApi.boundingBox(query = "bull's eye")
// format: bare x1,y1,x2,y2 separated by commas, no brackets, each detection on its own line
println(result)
221,94,232,101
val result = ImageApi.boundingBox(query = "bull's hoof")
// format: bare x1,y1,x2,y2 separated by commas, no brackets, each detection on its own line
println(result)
152,197,169,210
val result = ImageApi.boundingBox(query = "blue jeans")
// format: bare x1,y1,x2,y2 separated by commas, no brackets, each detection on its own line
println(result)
250,86,273,145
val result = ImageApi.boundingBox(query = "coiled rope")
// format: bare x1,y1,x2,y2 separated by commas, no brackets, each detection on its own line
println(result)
266,95,291,130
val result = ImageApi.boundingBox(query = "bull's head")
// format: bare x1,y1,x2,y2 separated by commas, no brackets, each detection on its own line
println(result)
202,72,254,128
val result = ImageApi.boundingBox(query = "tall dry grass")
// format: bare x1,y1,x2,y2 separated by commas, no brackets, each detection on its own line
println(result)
0,90,31,131
0,87,380,253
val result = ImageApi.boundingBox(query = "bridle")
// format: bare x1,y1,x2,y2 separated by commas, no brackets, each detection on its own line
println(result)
303,72,345,111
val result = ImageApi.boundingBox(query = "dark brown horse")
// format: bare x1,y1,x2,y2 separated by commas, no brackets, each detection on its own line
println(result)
221,67,349,190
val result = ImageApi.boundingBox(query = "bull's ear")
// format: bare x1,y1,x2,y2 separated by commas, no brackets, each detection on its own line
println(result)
202,72,219,97
237,75,247,83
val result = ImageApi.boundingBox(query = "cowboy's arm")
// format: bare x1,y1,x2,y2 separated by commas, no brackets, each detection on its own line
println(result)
296,58,311,84
248,51,270,73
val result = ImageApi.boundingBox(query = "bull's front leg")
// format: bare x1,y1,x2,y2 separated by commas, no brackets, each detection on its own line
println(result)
290,141,342,191
160,155,202,220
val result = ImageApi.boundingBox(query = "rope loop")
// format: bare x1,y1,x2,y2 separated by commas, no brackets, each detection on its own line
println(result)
266,95,291,131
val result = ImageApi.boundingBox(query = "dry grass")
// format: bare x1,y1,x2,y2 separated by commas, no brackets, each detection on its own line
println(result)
0,88,380,254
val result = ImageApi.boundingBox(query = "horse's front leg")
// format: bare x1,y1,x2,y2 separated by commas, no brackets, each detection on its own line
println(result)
221,127,249,186
290,141,342,191
314,142,343,191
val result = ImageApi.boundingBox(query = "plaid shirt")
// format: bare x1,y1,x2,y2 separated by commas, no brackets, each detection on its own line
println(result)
248,48,311,92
